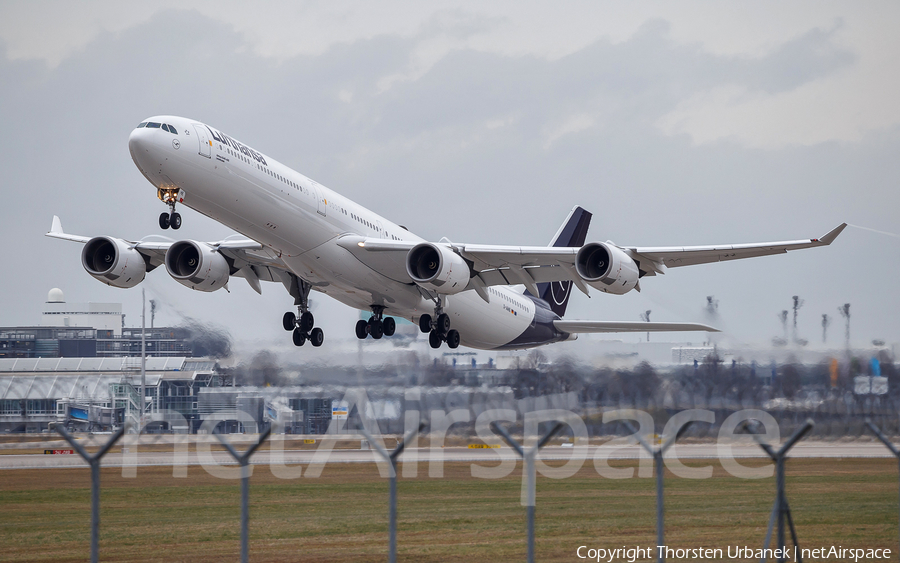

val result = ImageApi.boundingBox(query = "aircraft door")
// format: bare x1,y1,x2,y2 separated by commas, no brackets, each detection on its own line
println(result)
193,124,211,158
376,220,385,239
312,185,326,217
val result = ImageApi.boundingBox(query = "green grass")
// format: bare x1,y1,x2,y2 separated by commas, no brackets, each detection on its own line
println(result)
0,459,895,562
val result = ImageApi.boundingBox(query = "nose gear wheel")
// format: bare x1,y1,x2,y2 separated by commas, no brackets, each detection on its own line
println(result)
157,187,182,230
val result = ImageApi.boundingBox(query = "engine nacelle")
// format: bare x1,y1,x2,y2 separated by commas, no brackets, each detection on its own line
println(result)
165,240,230,292
81,236,147,289
406,242,470,295
575,242,639,295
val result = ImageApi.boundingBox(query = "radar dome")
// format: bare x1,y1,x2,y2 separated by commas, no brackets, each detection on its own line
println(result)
47,288,65,303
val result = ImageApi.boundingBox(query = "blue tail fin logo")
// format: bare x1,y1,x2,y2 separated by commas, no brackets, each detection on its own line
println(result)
527,206,592,317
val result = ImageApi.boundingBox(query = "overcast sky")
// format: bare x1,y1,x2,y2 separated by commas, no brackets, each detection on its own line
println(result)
1,1,897,360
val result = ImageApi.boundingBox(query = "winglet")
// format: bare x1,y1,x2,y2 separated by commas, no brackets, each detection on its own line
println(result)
49,215,63,235
45,216,91,243
815,223,847,246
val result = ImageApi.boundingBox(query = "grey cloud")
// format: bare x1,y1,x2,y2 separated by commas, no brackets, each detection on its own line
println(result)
0,9,896,349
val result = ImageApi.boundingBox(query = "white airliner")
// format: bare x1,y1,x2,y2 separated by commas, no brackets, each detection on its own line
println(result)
47,116,846,351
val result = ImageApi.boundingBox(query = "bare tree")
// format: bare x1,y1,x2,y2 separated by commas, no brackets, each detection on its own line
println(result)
821,314,831,344
705,296,719,317
791,296,804,343
773,310,789,346
640,310,651,342
838,303,851,348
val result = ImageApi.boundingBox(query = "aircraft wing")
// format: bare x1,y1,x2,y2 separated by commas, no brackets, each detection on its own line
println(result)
337,235,578,291
46,216,289,294
338,222,846,295
626,223,848,275
554,320,719,333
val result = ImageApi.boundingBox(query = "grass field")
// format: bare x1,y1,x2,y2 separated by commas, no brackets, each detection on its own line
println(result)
0,458,896,562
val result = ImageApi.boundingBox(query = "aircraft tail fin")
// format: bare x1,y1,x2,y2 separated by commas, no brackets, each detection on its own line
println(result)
528,206,592,316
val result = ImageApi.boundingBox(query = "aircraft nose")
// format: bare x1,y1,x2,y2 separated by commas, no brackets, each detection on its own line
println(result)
128,126,151,154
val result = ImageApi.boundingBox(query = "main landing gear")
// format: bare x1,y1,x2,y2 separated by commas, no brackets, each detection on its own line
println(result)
158,187,182,230
283,277,323,347
418,297,460,349
356,306,396,340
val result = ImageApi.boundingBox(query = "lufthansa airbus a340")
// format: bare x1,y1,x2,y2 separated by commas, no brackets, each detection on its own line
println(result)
48,116,846,351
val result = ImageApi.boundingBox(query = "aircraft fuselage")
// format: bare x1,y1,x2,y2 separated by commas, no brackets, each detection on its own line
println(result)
128,116,568,350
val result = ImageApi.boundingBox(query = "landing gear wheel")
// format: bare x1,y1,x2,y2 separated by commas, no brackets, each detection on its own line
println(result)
429,330,443,349
383,317,396,337
419,314,432,334
436,313,451,335
370,319,384,339
299,311,315,333
282,312,296,331
309,327,324,347
292,328,306,346
159,212,170,230
356,319,369,339
446,329,460,349
171,213,182,230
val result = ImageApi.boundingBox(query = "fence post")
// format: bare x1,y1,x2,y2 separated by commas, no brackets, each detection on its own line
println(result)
865,418,900,562
744,419,814,563
357,422,427,563
623,421,695,563
55,425,127,563
214,426,274,563
490,420,564,563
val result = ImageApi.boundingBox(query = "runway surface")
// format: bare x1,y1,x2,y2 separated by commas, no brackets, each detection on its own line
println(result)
0,441,895,470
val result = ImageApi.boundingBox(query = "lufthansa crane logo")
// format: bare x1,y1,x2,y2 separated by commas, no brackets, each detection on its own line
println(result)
172,139,181,150
550,280,571,306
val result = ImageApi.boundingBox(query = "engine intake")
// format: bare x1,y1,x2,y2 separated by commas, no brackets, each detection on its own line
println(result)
165,240,230,292
81,236,147,289
406,242,470,295
575,242,639,295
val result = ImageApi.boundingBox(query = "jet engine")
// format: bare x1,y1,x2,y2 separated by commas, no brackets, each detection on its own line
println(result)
575,242,639,295
81,236,147,289
165,240,230,292
406,242,470,294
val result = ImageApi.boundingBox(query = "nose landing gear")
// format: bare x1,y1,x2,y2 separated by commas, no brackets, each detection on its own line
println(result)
356,306,396,340
157,187,182,230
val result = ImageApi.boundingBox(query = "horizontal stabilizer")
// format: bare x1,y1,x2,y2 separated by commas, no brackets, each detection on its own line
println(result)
554,320,719,333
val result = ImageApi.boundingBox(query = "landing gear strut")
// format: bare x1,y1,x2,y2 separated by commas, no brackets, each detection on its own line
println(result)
158,187,182,230
356,305,396,340
418,296,459,349
283,275,323,347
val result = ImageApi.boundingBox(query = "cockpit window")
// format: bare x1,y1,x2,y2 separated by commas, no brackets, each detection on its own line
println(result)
165,124,178,134
137,122,148,128
147,122,161,128
161,124,170,133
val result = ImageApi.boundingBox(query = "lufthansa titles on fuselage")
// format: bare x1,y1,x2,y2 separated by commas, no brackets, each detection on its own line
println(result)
206,126,268,167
